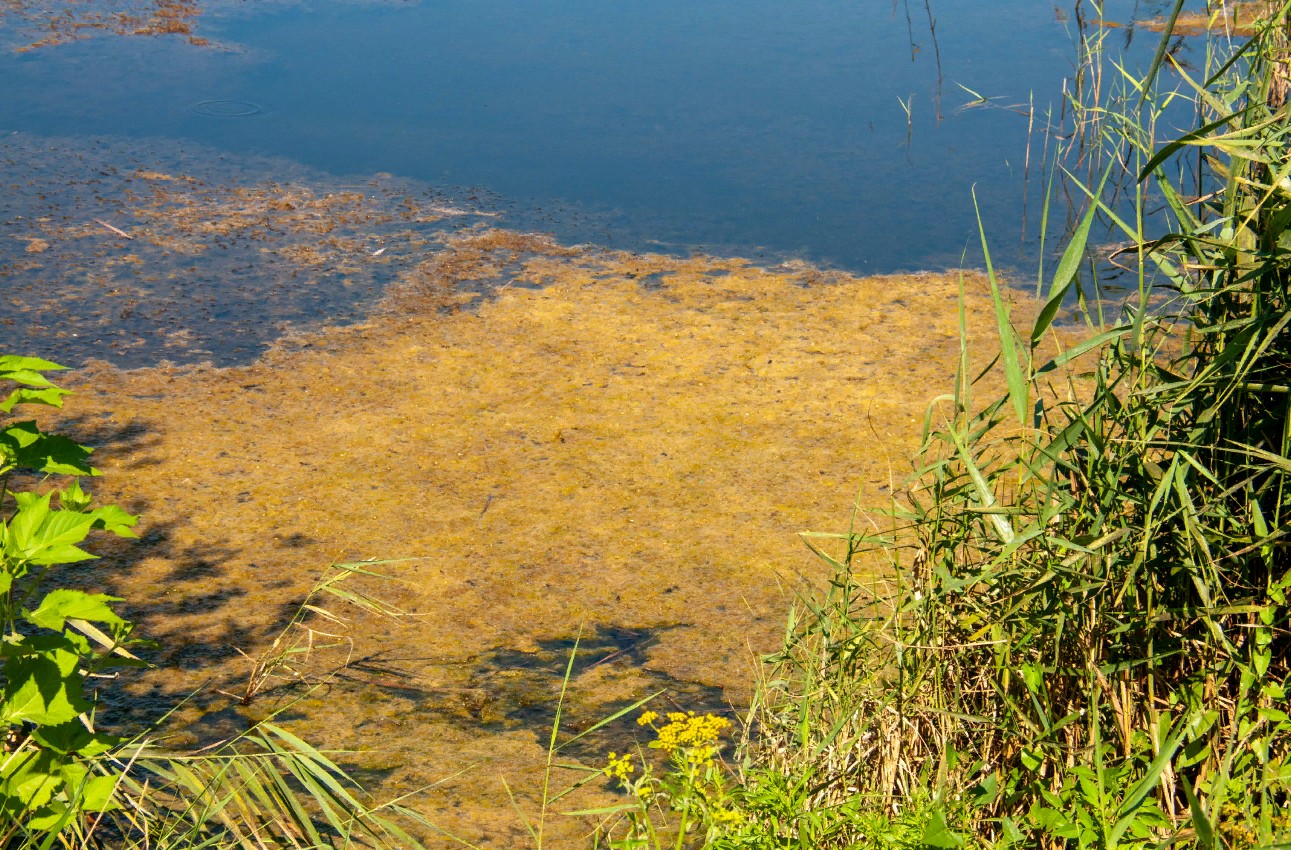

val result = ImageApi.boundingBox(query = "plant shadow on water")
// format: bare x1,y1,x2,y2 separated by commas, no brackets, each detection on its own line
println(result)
453,627,733,760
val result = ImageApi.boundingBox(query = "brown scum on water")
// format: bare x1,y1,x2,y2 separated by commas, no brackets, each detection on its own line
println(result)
0,145,497,366
0,0,207,51
1100,0,1278,36
35,219,1030,845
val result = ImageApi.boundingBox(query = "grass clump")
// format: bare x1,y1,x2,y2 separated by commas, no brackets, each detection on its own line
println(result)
589,3,1291,847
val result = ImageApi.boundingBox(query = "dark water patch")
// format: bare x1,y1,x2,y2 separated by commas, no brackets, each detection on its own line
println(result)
0,134,502,367
636,271,670,290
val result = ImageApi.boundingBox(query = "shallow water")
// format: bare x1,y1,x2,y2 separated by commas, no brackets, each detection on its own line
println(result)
54,247,1022,845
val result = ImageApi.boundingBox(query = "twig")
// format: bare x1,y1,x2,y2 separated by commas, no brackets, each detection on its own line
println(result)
93,219,133,239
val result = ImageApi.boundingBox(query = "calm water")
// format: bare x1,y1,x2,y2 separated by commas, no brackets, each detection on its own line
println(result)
0,0,1199,365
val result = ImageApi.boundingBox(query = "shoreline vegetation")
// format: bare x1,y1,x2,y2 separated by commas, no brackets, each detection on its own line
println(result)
4,2,1290,848
586,3,1290,848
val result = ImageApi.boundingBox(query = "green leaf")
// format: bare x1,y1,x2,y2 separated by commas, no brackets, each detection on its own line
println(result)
25,589,126,632
1031,162,1114,346
3,495,99,566
973,189,1028,425
922,808,964,848
0,386,69,413
0,749,61,811
31,718,120,757
0,421,96,476
1138,106,1253,182
1183,781,1217,848
88,504,138,538
1109,714,1190,845
0,354,65,373
0,641,91,726
73,773,121,813
58,480,93,512
1139,0,1185,102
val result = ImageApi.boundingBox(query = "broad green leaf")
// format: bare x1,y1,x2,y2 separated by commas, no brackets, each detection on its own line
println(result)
7,490,54,548
0,386,68,413
0,422,96,476
0,640,91,726
25,589,126,632
73,773,121,813
0,749,61,811
922,808,965,848
31,718,120,757
4,496,99,566
0,354,65,379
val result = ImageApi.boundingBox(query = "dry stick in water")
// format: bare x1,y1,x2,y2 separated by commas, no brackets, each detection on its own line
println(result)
93,218,133,239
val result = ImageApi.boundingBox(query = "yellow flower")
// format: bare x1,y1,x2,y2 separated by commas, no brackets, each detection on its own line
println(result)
637,711,659,727
648,711,730,762
603,751,635,783
712,807,742,825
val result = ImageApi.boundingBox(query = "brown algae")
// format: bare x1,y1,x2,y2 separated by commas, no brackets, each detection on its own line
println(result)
0,0,207,51
1109,1,1277,36
0,137,497,367
40,224,1022,845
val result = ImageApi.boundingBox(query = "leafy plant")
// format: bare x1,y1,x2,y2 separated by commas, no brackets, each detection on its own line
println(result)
0,354,142,839
0,355,432,848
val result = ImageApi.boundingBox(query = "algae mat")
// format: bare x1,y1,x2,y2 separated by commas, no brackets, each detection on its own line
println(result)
52,232,1007,846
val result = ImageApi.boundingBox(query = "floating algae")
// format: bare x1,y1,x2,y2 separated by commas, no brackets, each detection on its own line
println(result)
1107,0,1276,35
0,135,498,367
0,0,437,51
0,0,208,51
36,215,1025,845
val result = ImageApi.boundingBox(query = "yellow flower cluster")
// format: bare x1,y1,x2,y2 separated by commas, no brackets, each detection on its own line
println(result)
604,751,635,783
639,710,730,765
711,806,742,825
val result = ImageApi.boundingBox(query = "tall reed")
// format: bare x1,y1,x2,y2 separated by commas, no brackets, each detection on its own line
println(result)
740,3,1291,846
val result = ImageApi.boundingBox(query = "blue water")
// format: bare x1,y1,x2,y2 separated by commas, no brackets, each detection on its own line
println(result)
0,0,1200,364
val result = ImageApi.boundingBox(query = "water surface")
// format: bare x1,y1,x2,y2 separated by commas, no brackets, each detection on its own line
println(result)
0,0,1200,368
